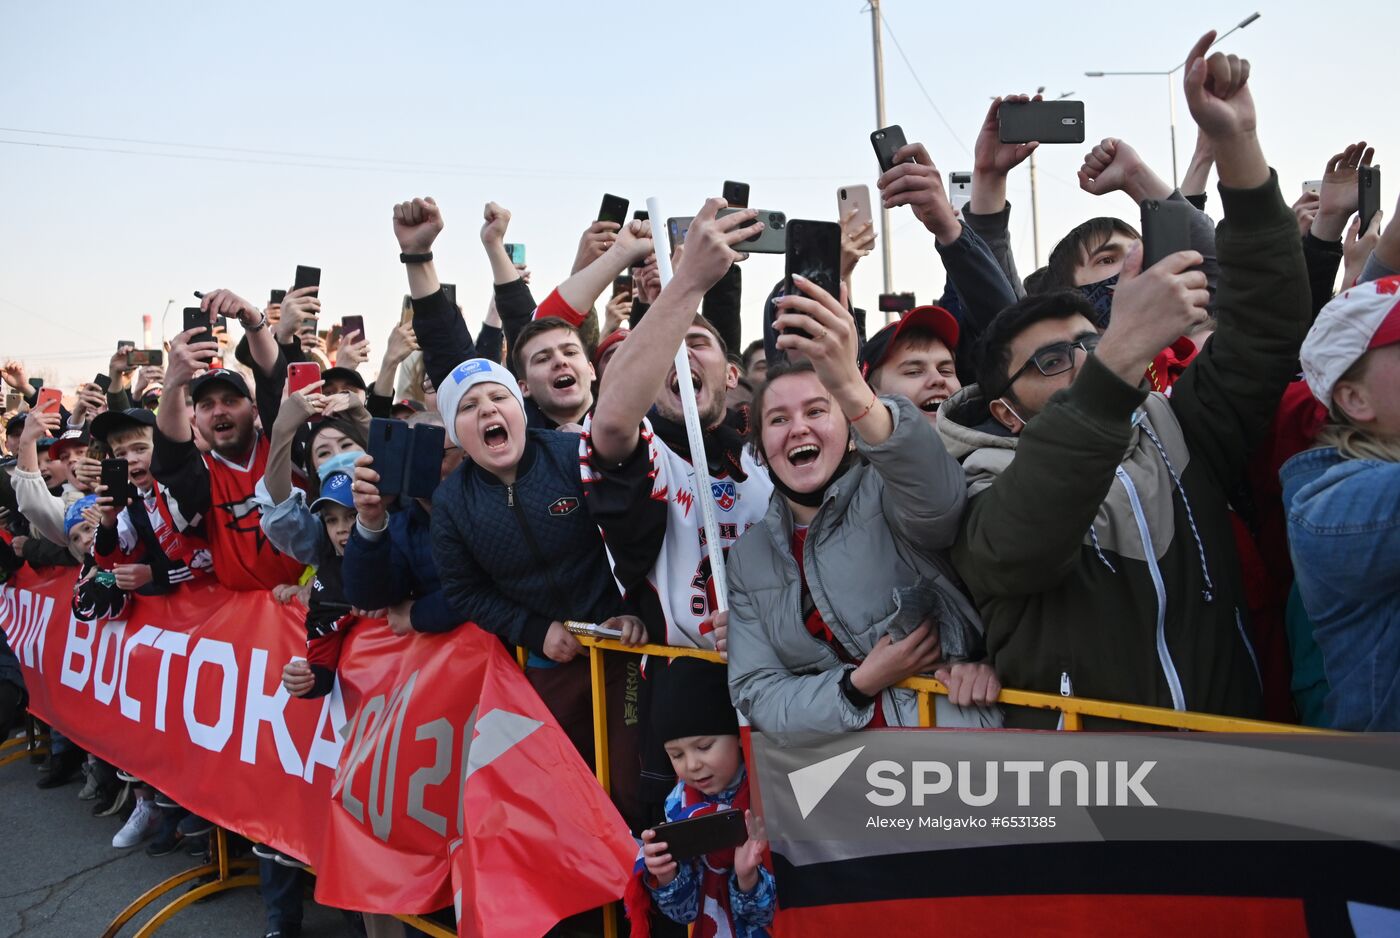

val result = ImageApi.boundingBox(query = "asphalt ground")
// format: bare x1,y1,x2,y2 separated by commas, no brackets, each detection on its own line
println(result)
0,738,349,938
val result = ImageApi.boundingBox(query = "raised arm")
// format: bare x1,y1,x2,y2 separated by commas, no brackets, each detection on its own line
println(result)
393,197,479,387
537,220,653,327
589,200,759,464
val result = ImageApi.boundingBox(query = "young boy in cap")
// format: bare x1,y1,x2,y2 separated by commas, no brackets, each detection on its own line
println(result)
630,658,774,937
91,408,213,594
279,469,360,701
858,305,962,426
10,405,84,566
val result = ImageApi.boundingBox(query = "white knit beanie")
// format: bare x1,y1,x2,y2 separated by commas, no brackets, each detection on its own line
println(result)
435,358,526,447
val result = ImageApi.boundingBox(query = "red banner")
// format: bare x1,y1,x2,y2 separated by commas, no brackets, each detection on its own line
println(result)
1,567,634,936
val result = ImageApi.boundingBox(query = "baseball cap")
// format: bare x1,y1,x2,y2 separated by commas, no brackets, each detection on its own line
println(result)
390,398,426,418
191,369,252,403
64,494,99,537
48,428,90,459
309,470,355,512
858,306,961,380
1302,275,1400,410
321,366,368,393
91,407,157,444
436,358,526,447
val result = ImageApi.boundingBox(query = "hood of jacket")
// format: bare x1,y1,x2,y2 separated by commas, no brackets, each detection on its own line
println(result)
937,384,1019,496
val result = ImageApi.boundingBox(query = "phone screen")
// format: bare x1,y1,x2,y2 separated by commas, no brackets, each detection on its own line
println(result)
341,316,365,342
293,266,321,291
785,220,842,303
723,180,750,208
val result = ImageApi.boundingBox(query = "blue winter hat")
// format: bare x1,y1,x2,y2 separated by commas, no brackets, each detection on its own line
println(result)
436,358,525,447
310,471,355,513
65,495,99,537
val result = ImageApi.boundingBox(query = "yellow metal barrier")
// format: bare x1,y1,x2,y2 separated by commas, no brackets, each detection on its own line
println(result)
102,828,258,938
0,716,49,768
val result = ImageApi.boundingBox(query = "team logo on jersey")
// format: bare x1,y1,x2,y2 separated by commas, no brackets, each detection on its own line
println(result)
711,480,736,511
549,496,579,517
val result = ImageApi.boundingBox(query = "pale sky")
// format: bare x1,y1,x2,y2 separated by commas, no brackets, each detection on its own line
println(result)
2,0,1393,388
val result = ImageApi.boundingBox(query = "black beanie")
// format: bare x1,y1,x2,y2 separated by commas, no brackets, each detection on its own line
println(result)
650,657,740,744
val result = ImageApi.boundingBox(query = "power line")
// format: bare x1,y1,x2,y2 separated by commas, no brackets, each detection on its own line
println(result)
0,130,866,184
876,10,975,159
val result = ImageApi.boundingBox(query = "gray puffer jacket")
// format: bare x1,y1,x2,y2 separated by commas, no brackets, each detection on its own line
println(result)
727,395,1003,733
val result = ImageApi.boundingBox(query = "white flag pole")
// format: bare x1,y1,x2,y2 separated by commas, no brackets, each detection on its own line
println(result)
646,196,729,615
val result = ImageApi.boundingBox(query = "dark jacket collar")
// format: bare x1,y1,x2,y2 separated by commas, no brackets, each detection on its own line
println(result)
647,408,749,481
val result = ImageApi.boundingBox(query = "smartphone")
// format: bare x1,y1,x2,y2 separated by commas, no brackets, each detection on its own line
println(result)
668,210,786,253
612,274,633,296
871,124,911,173
948,171,973,213
35,387,62,413
1301,180,1323,197
999,100,1085,144
633,209,649,222
1140,199,1195,269
126,349,164,368
1358,166,1382,230
214,314,228,332
288,362,322,396
100,458,130,504
504,243,526,266
598,193,629,225
183,307,215,347
441,283,458,311
341,315,365,342
837,184,873,230
93,373,112,392
404,423,447,500
28,378,43,391
4,392,22,412
722,180,750,209
367,418,410,496
879,292,917,314
269,288,287,306
650,809,747,861
783,220,843,339
293,265,321,291
87,436,107,461
116,339,136,352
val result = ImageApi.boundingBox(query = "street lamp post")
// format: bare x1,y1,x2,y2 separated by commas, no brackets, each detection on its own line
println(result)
1085,13,1260,188
1029,88,1074,268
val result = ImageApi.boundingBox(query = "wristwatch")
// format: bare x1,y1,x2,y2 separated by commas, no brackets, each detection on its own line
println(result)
839,667,875,709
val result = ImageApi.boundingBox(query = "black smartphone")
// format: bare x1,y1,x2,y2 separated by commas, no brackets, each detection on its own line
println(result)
651,809,747,862
404,424,447,500
612,274,633,296
100,458,130,505
871,124,911,173
1140,199,1195,270
999,100,1085,144
879,292,917,314
214,314,228,333
633,209,649,222
1359,166,1382,232
598,193,629,225
341,315,365,342
126,349,164,367
723,180,750,208
367,418,410,496
293,265,321,291
441,282,458,311
183,307,215,347
783,220,843,341
93,373,112,392
270,288,286,306
117,339,136,352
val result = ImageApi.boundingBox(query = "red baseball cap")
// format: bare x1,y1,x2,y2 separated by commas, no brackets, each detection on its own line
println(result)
858,305,960,379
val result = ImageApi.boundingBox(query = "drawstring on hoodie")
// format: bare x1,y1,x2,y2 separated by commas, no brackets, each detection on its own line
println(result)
1140,423,1216,604
1087,525,1117,573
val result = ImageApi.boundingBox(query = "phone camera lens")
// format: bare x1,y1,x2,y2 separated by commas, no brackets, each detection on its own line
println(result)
840,189,847,200
773,213,786,229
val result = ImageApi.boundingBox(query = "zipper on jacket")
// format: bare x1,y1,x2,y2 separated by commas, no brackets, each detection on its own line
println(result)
1234,607,1263,690
506,482,568,615
1115,466,1186,711
1056,671,1073,731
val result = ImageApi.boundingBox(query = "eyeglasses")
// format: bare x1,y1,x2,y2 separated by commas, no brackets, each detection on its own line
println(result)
996,335,1101,399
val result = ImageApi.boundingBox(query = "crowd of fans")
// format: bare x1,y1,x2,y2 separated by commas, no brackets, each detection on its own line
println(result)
1,32,1398,938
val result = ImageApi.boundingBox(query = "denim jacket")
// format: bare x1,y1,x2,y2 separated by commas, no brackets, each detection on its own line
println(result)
1280,447,1400,731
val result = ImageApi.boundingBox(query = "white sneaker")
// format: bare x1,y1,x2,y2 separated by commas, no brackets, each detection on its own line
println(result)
112,798,160,848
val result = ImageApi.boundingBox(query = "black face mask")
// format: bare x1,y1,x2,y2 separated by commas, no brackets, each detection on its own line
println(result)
768,443,858,509
1078,273,1118,329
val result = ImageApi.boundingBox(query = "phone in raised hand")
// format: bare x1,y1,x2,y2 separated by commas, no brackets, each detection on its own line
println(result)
35,387,63,413
998,100,1085,144
341,315,365,342
837,185,872,230
598,194,629,225
288,362,322,396
505,243,526,265
183,307,215,347
1358,166,1382,229
871,125,911,173
1140,199,1195,270
722,180,750,208
783,220,843,340
293,265,321,291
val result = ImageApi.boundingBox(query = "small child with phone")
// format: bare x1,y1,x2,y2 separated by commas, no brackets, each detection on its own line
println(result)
279,470,362,700
627,658,775,938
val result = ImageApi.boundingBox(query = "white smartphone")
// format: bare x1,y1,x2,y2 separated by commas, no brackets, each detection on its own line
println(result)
948,171,973,213
1302,180,1323,196
837,184,873,231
